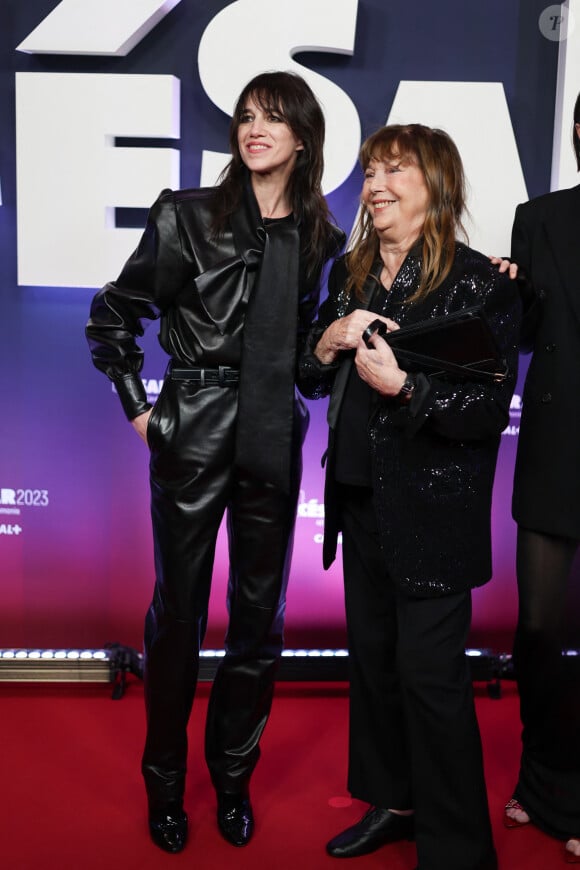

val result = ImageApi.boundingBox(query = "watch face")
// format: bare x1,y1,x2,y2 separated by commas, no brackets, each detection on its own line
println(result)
398,376,415,402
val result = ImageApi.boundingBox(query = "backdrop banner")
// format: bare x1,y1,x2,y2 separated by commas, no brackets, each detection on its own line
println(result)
1,0,578,653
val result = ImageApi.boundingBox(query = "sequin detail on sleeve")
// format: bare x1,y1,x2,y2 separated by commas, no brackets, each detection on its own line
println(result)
369,243,521,597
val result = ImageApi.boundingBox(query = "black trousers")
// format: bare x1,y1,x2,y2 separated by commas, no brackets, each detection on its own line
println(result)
512,526,580,840
142,379,302,807
338,484,496,870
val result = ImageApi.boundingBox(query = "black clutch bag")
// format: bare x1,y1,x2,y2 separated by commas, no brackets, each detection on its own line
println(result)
362,306,508,383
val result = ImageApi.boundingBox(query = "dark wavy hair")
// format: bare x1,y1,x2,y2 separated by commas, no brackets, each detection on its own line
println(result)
574,91,580,171
211,70,335,278
346,124,468,303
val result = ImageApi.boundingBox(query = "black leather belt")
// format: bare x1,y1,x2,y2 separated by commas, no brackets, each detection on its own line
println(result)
169,365,239,386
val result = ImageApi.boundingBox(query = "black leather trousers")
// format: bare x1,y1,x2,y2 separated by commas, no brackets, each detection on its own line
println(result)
141,378,304,808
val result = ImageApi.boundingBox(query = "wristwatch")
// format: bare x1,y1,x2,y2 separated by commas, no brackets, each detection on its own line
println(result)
396,373,415,404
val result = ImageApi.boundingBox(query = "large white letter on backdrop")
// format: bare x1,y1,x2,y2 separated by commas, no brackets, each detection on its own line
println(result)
16,0,183,56
198,0,360,193
386,81,528,255
15,73,180,288
551,0,580,190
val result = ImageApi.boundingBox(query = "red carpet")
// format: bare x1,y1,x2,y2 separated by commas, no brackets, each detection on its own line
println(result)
0,680,567,869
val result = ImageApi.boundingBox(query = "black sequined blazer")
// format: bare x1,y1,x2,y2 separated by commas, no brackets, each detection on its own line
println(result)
299,243,521,597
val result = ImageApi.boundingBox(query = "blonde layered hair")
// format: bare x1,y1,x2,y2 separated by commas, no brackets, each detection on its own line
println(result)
346,124,468,302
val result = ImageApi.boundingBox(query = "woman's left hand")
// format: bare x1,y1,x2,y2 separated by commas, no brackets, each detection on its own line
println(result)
354,332,407,397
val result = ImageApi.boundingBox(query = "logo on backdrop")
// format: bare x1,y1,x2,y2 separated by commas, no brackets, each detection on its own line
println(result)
0,487,50,531
298,490,343,547
503,392,522,437
112,378,164,405
297,492,324,521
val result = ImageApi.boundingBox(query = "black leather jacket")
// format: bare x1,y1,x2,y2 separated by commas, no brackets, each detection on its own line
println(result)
87,183,344,420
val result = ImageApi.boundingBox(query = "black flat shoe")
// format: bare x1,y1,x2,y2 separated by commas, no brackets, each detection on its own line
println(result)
326,806,414,858
148,803,188,853
216,791,254,847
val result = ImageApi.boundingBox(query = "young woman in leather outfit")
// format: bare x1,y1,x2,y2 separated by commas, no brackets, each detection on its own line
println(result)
86,70,344,855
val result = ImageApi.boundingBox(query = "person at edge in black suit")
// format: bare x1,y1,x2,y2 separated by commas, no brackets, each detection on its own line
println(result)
503,92,580,865
299,123,521,870
86,71,344,855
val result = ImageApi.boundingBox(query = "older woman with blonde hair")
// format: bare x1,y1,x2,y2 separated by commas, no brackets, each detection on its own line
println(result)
300,124,521,870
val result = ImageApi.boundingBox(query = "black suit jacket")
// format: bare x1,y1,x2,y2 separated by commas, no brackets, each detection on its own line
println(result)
511,184,580,537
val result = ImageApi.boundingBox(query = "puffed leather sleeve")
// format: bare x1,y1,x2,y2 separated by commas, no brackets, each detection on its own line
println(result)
86,190,186,419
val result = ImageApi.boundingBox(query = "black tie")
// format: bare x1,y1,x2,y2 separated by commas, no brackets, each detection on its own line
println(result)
235,215,300,493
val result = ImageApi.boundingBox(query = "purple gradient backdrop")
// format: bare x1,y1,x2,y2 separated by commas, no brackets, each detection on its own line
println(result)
3,0,576,655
